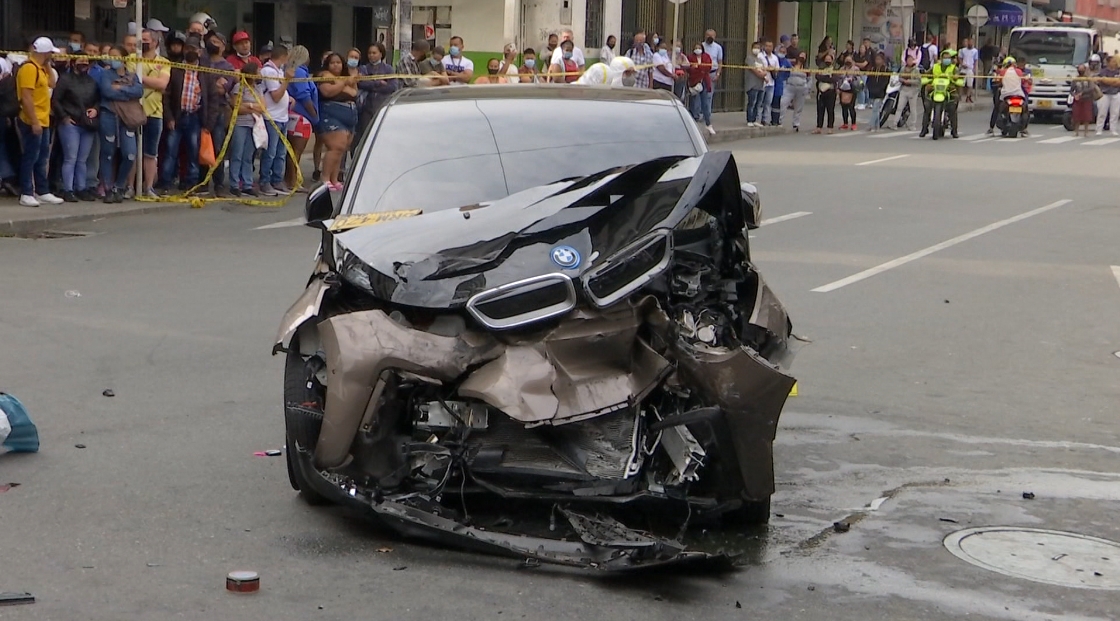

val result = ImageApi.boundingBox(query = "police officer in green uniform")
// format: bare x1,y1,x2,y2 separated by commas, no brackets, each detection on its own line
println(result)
920,49,965,138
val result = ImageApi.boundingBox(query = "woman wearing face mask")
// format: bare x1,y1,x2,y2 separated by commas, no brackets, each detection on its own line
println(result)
686,42,715,135
316,52,359,191
837,55,860,130
96,46,144,203
354,42,398,155
600,36,617,65
813,52,837,134
51,53,100,202
816,36,834,68
518,48,540,83
551,40,579,83
652,44,676,91
497,44,521,83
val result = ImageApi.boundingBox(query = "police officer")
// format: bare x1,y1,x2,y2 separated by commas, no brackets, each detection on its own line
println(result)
920,49,964,138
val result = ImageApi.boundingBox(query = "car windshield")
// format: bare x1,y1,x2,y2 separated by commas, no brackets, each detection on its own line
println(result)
1008,30,1091,66
345,97,701,215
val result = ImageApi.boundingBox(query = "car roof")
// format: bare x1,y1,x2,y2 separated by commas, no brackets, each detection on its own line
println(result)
389,84,683,106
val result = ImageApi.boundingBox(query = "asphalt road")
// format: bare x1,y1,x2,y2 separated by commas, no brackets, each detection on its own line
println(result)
2,109,1118,621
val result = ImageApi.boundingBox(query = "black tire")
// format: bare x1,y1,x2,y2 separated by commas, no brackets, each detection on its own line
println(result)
723,498,772,527
932,104,944,140
1063,112,1074,132
284,347,332,506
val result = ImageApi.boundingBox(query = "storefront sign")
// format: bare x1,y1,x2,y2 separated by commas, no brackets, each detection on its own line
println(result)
983,2,1025,27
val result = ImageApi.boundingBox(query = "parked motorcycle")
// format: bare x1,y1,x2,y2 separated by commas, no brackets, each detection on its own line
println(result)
879,74,901,129
997,95,1028,138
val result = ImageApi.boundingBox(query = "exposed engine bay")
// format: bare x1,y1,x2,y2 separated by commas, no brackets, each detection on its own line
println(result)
276,152,796,571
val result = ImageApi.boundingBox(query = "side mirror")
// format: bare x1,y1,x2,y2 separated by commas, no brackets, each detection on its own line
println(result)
741,182,762,230
305,184,334,229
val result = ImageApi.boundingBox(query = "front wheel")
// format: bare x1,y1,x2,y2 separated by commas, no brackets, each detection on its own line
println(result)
1063,111,1074,132
284,347,332,506
932,104,944,140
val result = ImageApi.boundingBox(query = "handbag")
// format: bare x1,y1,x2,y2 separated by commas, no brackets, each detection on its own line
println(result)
199,129,216,167
110,98,146,130
252,114,268,150
689,82,704,95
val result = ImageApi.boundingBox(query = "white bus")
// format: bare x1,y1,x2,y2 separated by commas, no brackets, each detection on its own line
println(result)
1008,25,1100,119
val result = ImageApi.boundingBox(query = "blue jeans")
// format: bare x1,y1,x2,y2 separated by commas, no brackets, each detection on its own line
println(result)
57,122,96,192
161,111,201,188
228,125,256,190
17,120,51,196
870,98,884,129
689,88,713,125
857,84,869,106
759,85,775,125
746,88,764,123
0,118,15,180
260,121,286,186
99,111,137,190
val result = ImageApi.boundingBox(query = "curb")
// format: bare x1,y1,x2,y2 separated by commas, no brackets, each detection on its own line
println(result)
0,202,187,236
706,125,789,145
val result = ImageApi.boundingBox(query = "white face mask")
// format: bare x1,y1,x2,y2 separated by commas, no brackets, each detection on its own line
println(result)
693,48,702,56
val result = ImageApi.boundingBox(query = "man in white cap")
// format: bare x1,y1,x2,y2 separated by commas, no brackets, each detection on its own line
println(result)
16,37,64,206
146,19,169,56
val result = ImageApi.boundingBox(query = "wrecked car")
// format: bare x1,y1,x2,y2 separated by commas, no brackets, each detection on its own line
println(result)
274,86,796,570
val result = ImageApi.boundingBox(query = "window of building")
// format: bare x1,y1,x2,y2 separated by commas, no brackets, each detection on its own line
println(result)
586,0,604,51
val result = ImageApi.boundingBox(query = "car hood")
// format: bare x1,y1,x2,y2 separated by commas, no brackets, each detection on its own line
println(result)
331,151,748,309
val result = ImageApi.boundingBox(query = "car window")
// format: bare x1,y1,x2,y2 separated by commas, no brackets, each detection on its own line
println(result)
348,97,700,215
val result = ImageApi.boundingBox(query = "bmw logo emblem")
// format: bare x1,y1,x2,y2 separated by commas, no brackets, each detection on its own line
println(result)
550,246,581,269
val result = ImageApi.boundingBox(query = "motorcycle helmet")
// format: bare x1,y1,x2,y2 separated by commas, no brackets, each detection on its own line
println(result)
189,12,217,32
1090,53,1101,63
943,49,957,58
1003,56,1015,66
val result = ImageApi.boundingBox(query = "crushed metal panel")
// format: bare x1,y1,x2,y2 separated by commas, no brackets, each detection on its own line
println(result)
673,340,795,500
370,501,726,571
273,278,331,353
316,310,503,468
658,422,707,485
458,347,559,423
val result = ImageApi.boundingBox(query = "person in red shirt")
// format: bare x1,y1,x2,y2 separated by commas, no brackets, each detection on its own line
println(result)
226,31,261,71
686,41,714,135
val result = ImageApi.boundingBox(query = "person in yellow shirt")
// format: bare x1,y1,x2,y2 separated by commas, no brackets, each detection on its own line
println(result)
17,37,63,206
139,28,170,197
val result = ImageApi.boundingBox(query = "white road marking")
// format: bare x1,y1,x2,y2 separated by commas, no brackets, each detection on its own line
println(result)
760,211,812,226
869,131,916,139
855,154,910,166
972,138,997,144
811,199,1073,293
958,133,989,141
254,217,306,230
1039,136,1079,144
827,130,862,137
1084,137,1120,146
1112,266,1120,292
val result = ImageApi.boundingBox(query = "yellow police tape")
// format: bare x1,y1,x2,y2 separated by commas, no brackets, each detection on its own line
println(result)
8,50,1108,209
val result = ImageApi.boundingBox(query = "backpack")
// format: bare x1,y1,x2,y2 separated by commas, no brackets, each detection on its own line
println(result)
0,71,20,118
919,44,933,70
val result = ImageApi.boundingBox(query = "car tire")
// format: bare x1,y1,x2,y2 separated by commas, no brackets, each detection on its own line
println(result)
283,347,332,506
724,498,771,526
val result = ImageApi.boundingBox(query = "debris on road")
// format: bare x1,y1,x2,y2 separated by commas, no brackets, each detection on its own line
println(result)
253,450,282,457
807,585,816,591
1,393,40,454
0,482,21,493
1023,492,1036,500
393,566,407,571
735,601,742,608
0,592,35,606
940,517,959,524
102,389,115,398
75,444,86,449
226,570,260,593
834,521,851,533
65,290,81,298
376,547,392,553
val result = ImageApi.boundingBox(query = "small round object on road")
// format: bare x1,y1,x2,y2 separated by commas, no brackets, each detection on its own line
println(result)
944,527,1120,590
226,570,260,593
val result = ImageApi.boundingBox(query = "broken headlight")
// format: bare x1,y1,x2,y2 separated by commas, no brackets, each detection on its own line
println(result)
582,230,672,308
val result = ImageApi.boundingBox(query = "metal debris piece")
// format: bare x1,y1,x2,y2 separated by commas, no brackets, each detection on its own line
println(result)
735,601,742,608
0,592,35,606
833,521,851,533
392,566,407,571
102,389,115,398
940,518,959,524
376,547,392,553
74,444,86,449
146,562,161,567
1022,492,1036,500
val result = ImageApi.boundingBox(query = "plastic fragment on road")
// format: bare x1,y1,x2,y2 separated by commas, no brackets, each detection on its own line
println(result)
0,482,21,493
226,570,260,593
1023,492,1036,500
102,389,115,398
0,592,35,606
253,450,282,457
64,290,81,298
1,393,39,454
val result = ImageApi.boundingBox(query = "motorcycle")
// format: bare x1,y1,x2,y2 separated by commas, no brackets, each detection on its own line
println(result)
997,95,1028,138
929,73,952,140
879,74,901,129
1062,92,1075,131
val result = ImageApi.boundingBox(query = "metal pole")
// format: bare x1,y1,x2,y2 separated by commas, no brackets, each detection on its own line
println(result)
135,0,143,195
672,0,680,53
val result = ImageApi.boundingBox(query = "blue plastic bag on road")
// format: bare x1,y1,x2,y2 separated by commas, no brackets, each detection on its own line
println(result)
1,393,40,453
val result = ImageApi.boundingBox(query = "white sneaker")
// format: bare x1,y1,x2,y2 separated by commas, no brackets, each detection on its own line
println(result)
1096,131,1103,136
747,121,757,128
19,194,40,207
856,104,867,110
1112,131,1119,137
706,125,716,135
37,193,64,204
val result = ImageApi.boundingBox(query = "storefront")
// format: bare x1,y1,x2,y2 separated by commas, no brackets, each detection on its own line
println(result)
913,0,964,48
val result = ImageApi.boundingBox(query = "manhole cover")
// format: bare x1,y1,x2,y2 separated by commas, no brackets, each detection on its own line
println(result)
944,527,1120,590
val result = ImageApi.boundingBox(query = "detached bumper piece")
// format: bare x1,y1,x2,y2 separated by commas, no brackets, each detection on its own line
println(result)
370,501,732,572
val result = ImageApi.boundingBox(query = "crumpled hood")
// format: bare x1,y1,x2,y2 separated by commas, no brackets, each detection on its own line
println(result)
332,151,748,308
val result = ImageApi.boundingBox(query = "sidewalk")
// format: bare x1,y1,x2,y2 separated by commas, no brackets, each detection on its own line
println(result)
0,199,187,237
704,99,990,145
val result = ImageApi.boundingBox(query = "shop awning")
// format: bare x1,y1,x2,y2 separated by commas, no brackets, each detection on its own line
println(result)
981,1,1049,28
